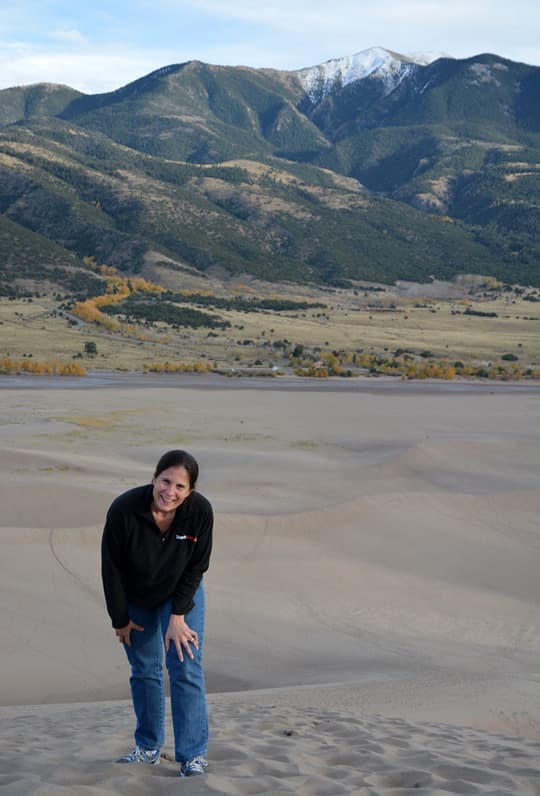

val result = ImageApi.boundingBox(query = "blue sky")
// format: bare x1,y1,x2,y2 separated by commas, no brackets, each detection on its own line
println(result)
1,0,539,93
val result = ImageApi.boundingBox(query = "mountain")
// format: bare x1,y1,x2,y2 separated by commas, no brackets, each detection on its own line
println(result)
0,82,82,127
0,48,538,295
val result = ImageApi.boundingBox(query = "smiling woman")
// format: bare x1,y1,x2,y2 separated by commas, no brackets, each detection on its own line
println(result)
101,449,213,778
151,450,198,530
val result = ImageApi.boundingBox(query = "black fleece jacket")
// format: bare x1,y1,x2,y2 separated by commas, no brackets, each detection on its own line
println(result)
101,484,213,629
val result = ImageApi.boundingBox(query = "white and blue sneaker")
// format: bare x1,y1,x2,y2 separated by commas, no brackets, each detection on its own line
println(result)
180,756,208,777
117,745,160,765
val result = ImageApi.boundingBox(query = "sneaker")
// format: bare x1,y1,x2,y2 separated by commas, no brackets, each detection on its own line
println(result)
180,756,208,777
117,745,160,765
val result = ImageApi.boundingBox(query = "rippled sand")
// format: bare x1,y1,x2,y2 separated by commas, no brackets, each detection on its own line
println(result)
1,377,539,793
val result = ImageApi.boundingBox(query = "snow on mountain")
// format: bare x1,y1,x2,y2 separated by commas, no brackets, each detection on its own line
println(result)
296,47,448,100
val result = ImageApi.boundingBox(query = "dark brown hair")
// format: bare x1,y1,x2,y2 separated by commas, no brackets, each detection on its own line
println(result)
154,450,199,489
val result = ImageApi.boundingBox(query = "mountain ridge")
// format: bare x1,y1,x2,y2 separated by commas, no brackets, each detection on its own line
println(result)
295,46,446,101
0,48,538,294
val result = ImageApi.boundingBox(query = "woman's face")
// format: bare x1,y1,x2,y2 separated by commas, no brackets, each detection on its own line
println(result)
152,465,193,513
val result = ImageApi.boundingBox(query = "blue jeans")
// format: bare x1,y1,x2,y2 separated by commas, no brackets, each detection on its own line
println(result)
124,583,208,763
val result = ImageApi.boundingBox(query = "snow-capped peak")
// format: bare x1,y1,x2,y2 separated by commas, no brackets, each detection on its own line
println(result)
296,47,448,101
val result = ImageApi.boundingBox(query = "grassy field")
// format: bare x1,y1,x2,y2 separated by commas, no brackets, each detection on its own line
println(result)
1,276,539,377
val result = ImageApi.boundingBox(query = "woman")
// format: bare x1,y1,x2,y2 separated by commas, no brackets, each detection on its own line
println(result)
101,449,213,777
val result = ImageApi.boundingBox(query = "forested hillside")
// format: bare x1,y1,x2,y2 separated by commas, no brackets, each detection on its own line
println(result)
0,50,538,295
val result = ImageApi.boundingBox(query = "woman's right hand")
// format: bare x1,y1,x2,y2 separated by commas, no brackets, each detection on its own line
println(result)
115,620,144,646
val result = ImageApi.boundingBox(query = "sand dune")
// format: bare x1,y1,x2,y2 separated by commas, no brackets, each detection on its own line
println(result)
0,378,539,792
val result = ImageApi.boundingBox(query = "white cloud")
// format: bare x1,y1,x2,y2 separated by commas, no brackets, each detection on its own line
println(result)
172,0,537,33
0,44,180,93
168,0,540,65
47,28,87,45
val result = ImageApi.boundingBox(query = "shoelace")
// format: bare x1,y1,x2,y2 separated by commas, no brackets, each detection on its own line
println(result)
182,756,208,774
122,746,159,763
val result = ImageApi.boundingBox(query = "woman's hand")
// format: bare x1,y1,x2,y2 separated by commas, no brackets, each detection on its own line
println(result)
115,620,144,646
165,614,199,662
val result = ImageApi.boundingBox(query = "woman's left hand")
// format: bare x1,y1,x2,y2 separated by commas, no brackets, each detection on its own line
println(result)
165,614,199,662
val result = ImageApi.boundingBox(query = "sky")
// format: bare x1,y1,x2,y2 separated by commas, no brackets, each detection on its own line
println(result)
1,0,538,95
